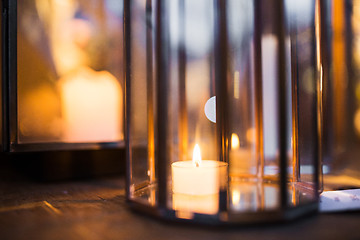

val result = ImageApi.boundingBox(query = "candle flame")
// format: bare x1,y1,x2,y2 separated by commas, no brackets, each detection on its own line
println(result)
231,133,240,149
192,144,202,167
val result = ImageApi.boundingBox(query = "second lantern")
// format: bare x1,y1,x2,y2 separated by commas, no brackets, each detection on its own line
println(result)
125,0,319,224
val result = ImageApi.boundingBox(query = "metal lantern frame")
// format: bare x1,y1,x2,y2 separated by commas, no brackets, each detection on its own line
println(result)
1,0,125,153
125,0,319,225
0,0,126,180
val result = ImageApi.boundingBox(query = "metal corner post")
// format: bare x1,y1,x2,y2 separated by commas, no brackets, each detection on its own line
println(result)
254,0,264,180
124,0,132,201
214,0,229,212
155,0,170,209
2,0,17,152
274,0,289,208
214,0,229,164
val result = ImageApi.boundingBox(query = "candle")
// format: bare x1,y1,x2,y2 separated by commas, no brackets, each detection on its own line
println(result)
60,67,123,142
172,144,228,195
172,144,228,214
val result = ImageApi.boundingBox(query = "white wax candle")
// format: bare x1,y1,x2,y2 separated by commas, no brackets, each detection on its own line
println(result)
172,160,228,195
60,67,123,142
171,145,228,214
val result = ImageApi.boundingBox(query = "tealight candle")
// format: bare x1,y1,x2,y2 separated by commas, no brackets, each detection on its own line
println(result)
171,144,228,196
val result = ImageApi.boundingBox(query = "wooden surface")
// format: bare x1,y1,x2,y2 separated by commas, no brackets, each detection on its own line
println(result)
0,163,360,240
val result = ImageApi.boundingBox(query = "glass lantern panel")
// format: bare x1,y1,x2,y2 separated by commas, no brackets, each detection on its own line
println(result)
166,0,221,216
227,0,257,180
259,0,284,210
348,0,360,186
285,0,318,206
227,0,281,212
320,0,360,191
17,0,124,144
128,0,156,206
260,0,282,183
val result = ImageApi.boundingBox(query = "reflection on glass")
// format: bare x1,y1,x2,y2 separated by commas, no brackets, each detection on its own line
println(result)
173,193,219,216
227,0,257,180
18,0,124,143
230,181,317,211
285,0,317,192
132,182,157,207
321,0,360,190
233,182,279,211
262,34,279,169
230,133,255,177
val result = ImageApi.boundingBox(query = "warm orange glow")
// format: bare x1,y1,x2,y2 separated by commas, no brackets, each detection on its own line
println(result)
246,128,256,144
354,109,360,135
36,0,89,76
353,0,360,66
234,71,240,99
192,144,202,167
231,133,240,149
60,67,123,142
232,189,241,205
19,85,61,140
332,0,347,143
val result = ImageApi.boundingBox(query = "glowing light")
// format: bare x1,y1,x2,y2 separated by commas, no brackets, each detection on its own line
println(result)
232,190,241,205
246,128,256,144
60,67,123,142
192,144,202,167
231,133,240,149
354,109,360,135
356,84,360,100
234,71,240,99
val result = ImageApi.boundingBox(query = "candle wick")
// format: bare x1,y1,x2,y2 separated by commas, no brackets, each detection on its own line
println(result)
195,162,199,167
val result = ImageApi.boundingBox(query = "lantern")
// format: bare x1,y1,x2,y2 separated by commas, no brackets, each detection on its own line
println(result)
1,0,125,178
319,0,360,194
125,0,319,224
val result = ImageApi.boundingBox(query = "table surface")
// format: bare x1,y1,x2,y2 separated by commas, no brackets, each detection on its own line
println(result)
0,165,360,240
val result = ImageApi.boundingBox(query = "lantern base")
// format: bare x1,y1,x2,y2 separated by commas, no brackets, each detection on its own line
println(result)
128,180,318,225
128,199,318,226
2,148,125,181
